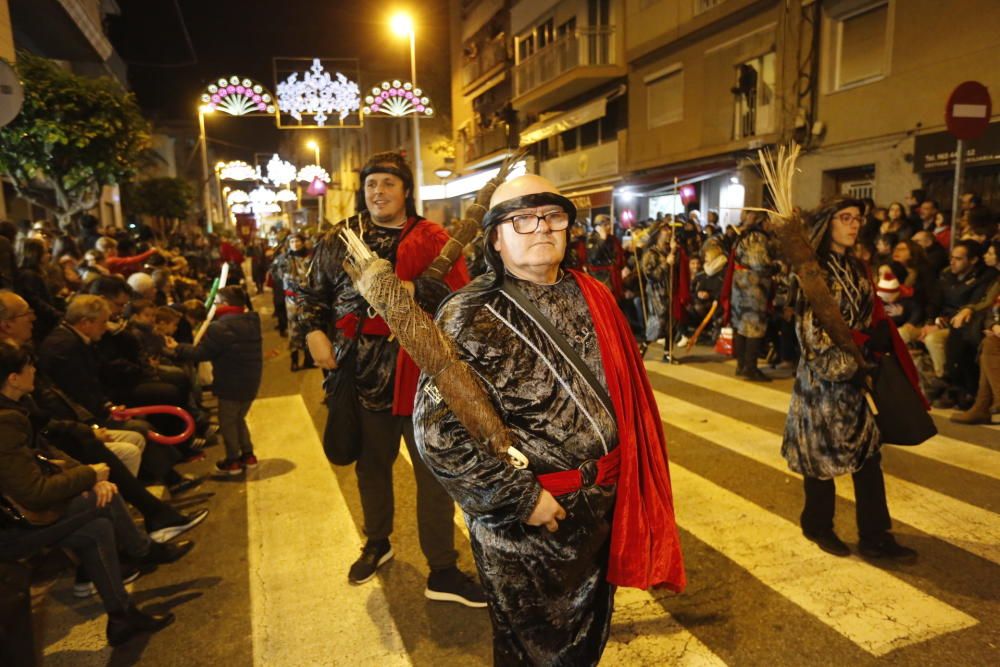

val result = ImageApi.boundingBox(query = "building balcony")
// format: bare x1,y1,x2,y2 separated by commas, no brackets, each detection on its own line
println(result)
462,35,509,95
462,123,513,167
512,27,625,113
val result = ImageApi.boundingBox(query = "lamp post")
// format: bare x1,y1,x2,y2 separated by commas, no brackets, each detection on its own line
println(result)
307,139,323,224
391,12,422,212
198,105,214,232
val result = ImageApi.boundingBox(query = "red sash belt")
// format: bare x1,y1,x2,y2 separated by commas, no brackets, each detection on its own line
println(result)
335,313,392,339
734,263,749,271
536,447,621,497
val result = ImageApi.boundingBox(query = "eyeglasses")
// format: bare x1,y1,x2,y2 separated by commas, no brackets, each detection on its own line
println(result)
499,210,570,234
11,308,35,319
835,213,864,225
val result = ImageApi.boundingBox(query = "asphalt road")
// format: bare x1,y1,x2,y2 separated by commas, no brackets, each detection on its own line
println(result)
34,295,1000,666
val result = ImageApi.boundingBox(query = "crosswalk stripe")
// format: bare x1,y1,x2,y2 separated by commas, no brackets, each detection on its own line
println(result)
656,392,1000,566
649,361,1000,481
668,463,978,656
247,396,411,666
396,443,728,665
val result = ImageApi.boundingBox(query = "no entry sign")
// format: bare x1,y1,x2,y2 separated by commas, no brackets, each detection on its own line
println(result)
946,81,992,140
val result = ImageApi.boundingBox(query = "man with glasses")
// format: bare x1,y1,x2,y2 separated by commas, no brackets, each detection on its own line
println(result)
414,174,685,666
300,152,484,606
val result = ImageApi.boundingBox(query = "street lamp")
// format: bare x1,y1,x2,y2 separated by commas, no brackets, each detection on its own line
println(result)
198,104,215,231
390,11,423,212
306,139,323,223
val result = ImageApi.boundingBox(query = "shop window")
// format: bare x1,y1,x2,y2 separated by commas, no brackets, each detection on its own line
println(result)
831,1,890,89
646,67,683,128
732,52,775,140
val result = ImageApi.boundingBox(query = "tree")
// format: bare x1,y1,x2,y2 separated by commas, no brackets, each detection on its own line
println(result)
127,177,195,238
0,52,152,229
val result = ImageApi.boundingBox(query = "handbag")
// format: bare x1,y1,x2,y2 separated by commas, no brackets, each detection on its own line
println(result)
870,353,937,446
0,455,65,528
715,326,734,356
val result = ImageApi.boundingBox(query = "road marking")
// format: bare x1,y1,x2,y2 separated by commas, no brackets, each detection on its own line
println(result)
649,361,1000,480
247,396,411,666
656,392,1000,566
397,443,728,666
669,463,978,656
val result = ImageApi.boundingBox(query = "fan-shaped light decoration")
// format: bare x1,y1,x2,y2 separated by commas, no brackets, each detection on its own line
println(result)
201,76,276,116
217,161,258,182
230,204,249,214
277,58,361,127
275,189,298,203
248,186,277,205
227,189,249,205
253,202,282,214
297,164,331,184
362,80,435,118
265,154,297,188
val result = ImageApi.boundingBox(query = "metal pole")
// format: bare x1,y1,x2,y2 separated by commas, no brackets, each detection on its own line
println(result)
949,138,964,251
198,109,213,233
409,29,423,214
314,143,323,226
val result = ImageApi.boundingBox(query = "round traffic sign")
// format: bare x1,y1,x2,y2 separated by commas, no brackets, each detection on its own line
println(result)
0,61,24,128
945,81,992,140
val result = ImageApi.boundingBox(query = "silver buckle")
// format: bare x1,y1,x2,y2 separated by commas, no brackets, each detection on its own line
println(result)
506,445,529,470
366,305,378,319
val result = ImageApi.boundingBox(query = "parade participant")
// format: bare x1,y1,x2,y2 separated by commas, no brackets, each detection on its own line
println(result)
782,198,919,561
300,152,484,605
721,210,775,381
271,233,313,371
414,174,685,666
586,213,625,299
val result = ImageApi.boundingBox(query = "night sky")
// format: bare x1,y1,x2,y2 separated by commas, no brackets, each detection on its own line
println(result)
109,0,451,160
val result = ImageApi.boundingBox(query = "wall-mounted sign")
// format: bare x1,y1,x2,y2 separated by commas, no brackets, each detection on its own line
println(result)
913,121,1000,172
201,76,275,116
274,58,363,129
363,80,435,118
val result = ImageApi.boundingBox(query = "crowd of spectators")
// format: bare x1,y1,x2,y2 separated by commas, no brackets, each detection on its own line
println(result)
0,214,257,653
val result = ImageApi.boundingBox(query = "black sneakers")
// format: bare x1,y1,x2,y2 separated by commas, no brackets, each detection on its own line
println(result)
348,539,394,584
73,564,142,599
425,567,488,608
148,509,209,544
802,529,851,557
859,534,918,563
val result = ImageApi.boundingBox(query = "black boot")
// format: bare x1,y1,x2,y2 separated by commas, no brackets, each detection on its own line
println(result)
290,350,300,372
744,337,771,382
106,605,175,646
302,347,316,369
733,333,747,376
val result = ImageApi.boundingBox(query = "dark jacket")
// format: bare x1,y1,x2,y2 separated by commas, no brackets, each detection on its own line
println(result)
926,264,993,322
0,399,96,513
37,323,112,421
175,310,262,401
15,267,63,343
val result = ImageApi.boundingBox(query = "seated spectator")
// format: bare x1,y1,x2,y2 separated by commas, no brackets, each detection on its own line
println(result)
881,201,914,239
0,220,16,291
952,294,1000,424
15,238,63,343
127,272,156,301
173,299,207,344
874,232,898,268
875,270,920,328
912,230,948,275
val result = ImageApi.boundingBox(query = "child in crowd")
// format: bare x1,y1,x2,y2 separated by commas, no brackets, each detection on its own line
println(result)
173,286,262,476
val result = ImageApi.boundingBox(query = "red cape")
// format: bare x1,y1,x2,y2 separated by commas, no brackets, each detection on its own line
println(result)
570,269,687,592
392,217,470,416
672,246,692,325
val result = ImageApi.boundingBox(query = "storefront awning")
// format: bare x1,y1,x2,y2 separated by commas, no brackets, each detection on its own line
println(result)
518,85,625,147
620,159,738,195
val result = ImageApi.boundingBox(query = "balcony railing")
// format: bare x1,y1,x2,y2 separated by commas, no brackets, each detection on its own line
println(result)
463,123,511,164
462,35,509,89
514,27,616,98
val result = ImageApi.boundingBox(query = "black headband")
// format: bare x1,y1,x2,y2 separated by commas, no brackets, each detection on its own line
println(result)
481,192,577,230
360,164,412,187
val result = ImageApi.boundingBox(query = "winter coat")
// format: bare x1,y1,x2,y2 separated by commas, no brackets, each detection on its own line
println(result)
38,324,112,422
175,310,262,402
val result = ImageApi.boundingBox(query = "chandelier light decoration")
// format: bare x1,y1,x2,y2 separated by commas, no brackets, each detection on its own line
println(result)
265,154,298,187
226,189,249,205
363,80,435,118
217,161,259,182
275,189,298,203
202,76,276,116
297,164,331,184
276,58,361,127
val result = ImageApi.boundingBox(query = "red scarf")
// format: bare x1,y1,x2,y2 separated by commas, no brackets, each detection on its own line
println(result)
569,269,687,592
214,305,245,318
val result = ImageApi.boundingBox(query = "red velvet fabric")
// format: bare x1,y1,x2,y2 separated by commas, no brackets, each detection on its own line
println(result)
390,217,470,416
672,246,692,325
871,293,930,410
719,246,737,325
569,269,687,592
536,448,621,497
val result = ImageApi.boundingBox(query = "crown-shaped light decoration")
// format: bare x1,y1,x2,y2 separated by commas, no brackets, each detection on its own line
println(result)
297,164,331,184
202,76,275,116
277,59,361,126
363,80,435,117
275,189,298,203
217,161,259,182
265,154,298,188
226,189,249,205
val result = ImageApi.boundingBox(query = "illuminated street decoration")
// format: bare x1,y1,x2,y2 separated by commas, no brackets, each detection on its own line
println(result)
275,189,298,203
226,189,249,205
202,76,275,116
217,161,258,182
248,186,277,205
363,80,434,117
297,164,331,184
306,177,327,197
276,58,361,127
265,154,297,187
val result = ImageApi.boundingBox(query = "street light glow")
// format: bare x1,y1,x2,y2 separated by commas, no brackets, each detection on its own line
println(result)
199,104,214,115
390,12,413,37
306,139,318,150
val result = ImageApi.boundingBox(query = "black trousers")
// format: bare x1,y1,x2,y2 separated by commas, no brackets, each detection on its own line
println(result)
801,450,892,541
323,394,458,570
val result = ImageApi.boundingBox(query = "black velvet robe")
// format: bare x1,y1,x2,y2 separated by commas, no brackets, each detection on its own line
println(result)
414,273,619,666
